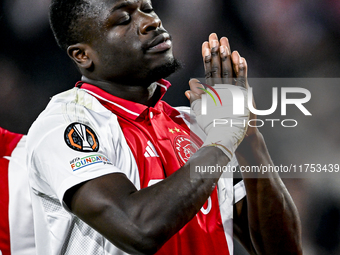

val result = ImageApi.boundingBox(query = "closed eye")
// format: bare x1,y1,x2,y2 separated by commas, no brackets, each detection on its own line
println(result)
143,8,154,13
141,2,154,14
117,15,131,25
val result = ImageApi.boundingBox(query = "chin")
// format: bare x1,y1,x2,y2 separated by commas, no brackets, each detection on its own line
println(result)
145,57,183,82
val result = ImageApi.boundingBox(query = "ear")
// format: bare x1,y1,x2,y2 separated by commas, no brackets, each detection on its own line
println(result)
67,43,93,70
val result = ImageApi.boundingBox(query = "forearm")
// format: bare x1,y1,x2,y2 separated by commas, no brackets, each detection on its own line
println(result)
69,146,229,254
236,130,302,255
127,146,228,247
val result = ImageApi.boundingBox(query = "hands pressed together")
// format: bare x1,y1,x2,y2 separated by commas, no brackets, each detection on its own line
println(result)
186,33,253,159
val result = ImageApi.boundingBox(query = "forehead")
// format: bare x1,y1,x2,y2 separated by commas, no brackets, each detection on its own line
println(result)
90,0,151,10
83,0,154,28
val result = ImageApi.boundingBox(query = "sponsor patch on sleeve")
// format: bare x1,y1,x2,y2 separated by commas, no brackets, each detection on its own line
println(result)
64,123,99,152
69,154,112,171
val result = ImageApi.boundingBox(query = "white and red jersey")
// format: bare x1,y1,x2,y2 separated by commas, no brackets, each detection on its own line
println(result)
0,128,36,255
26,80,246,255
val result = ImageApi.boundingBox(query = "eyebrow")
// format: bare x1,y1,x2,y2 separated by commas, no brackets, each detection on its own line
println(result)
110,0,137,13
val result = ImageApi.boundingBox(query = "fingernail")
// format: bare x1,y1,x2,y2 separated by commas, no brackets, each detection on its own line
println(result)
220,46,225,54
239,57,243,64
211,40,219,48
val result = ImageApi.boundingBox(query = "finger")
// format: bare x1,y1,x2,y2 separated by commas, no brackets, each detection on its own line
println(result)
188,78,205,104
231,51,240,74
202,41,212,86
219,37,232,84
184,90,191,100
209,33,222,84
238,57,247,79
231,51,248,88
237,57,248,89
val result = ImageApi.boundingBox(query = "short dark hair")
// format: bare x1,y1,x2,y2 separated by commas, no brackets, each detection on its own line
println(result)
49,0,101,51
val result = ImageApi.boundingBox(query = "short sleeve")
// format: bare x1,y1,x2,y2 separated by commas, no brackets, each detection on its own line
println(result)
26,91,140,209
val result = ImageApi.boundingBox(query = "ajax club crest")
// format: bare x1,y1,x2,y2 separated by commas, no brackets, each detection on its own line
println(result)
174,135,200,165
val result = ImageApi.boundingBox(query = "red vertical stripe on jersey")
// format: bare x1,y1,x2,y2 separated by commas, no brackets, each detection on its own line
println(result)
0,128,23,255
0,156,11,255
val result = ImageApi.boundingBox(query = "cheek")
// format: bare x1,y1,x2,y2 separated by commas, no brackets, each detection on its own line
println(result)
105,31,143,60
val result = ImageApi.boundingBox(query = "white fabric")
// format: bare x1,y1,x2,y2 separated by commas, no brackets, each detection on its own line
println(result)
6,136,36,255
234,179,247,204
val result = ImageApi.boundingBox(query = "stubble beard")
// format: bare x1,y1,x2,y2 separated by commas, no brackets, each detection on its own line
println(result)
143,57,183,85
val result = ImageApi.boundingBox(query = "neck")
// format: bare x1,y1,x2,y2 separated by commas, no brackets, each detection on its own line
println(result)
81,76,161,107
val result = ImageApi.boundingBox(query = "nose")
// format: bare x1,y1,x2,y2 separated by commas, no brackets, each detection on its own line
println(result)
140,13,161,34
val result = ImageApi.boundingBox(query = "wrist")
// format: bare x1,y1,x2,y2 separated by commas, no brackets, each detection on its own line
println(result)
202,143,233,160
235,128,268,163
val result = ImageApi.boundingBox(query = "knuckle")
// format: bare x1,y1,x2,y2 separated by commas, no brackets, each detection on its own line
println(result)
238,64,246,72
210,67,219,76
238,79,246,87
211,46,219,52
205,72,212,79
210,51,219,57
222,71,229,77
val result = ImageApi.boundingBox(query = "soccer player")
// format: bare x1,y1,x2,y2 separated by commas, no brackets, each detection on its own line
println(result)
26,0,302,254
0,128,36,255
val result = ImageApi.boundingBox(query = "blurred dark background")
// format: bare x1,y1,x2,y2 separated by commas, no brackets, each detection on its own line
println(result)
1,0,340,254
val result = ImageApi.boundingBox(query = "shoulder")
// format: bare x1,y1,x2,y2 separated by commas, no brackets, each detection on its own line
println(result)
39,87,113,121
27,88,117,150
26,88,139,201
25,88,125,180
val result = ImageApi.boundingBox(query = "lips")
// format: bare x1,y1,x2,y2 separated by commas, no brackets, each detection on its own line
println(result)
145,33,172,53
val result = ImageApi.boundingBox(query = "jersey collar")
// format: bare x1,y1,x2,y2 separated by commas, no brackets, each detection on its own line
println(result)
75,79,172,120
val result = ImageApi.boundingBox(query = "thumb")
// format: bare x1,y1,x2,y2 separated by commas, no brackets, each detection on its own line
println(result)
184,90,191,100
188,79,205,103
